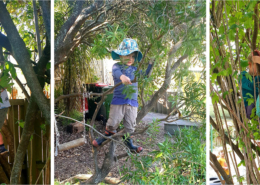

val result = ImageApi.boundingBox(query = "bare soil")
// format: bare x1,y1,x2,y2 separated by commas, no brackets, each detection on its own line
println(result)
54,112,170,182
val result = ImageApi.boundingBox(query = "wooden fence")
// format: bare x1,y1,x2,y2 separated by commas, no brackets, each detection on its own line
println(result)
1,99,50,184
150,91,178,114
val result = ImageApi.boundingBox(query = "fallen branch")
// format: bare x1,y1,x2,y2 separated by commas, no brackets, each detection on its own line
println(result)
61,174,121,184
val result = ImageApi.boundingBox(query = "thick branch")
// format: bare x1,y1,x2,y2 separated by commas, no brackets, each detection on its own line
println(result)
210,151,233,184
136,54,188,124
0,2,50,123
33,0,42,58
252,2,259,50
14,76,30,101
55,1,104,67
39,1,51,41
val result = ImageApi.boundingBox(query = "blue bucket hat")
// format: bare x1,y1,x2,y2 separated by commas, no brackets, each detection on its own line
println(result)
111,38,143,62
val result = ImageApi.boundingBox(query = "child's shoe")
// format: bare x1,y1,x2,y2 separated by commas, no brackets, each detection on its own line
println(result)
123,136,143,153
92,129,116,147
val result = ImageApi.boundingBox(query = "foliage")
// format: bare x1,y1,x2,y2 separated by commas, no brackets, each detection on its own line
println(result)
6,1,46,58
0,61,16,102
210,1,259,183
121,126,206,184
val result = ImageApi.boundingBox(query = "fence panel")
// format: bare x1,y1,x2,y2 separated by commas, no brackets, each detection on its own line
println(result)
1,99,50,184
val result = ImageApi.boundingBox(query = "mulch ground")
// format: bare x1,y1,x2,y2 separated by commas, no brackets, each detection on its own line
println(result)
54,113,168,182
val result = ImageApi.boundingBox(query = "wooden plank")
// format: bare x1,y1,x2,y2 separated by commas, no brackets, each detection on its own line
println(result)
8,105,19,157
30,133,37,184
34,113,42,184
9,99,25,106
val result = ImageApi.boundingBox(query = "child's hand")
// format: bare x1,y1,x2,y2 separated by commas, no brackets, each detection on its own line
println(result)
120,75,132,85
149,59,155,65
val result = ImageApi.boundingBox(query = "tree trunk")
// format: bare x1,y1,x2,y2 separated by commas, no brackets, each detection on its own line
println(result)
87,142,116,184
10,97,38,184
137,78,171,124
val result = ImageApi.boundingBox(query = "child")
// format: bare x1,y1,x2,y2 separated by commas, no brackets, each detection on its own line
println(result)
92,38,152,153
241,49,260,119
217,150,229,176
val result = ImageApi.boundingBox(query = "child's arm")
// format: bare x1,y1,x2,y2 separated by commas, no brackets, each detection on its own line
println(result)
145,62,153,76
112,63,132,84
139,62,153,77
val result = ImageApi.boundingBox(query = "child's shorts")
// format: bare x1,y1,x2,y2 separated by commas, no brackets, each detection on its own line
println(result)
106,104,137,134
0,108,8,129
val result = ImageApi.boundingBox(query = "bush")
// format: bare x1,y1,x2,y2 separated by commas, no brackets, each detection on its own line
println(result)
121,126,206,184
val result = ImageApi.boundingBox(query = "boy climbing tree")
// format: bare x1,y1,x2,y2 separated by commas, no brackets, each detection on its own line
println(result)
92,38,152,153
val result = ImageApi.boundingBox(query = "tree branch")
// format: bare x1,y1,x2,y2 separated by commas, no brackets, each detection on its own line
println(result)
0,2,50,123
252,2,259,50
210,151,233,184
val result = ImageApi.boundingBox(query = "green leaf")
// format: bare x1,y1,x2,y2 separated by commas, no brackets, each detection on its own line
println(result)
240,60,248,68
238,160,245,167
155,152,163,158
30,135,33,141
223,91,229,99
212,93,219,104
46,62,51,70
245,73,252,82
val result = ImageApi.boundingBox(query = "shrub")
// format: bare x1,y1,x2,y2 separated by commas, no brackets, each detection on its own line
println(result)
121,126,206,184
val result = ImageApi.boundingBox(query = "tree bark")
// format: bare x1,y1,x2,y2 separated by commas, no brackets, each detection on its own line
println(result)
0,2,50,123
252,2,259,50
87,141,116,184
33,0,42,58
39,0,51,41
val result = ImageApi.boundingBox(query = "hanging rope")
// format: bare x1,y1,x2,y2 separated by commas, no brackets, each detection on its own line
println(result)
83,91,86,143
